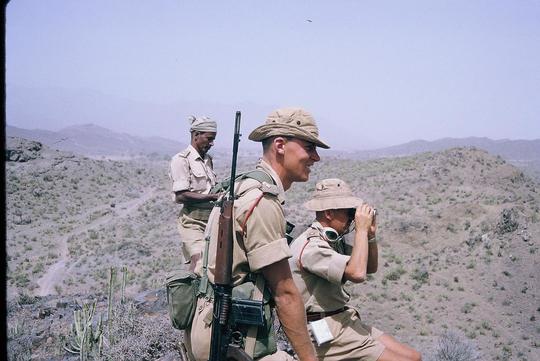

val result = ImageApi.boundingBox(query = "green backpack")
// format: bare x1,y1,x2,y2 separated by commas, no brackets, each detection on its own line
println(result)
165,270,200,330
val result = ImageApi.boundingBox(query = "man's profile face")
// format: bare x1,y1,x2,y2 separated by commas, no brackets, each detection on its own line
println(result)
328,208,354,235
193,131,216,156
282,138,320,183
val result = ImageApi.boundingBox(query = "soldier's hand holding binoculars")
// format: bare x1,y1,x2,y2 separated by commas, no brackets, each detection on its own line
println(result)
354,204,375,234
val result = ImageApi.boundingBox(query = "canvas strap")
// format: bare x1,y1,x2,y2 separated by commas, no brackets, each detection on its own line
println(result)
244,274,265,358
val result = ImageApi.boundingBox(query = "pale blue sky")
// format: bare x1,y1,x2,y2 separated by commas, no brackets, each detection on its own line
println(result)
6,0,540,150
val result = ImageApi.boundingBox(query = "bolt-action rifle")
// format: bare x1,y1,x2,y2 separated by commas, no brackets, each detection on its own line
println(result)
208,112,253,361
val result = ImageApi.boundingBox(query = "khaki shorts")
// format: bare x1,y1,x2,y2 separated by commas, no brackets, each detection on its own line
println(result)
177,211,208,261
185,297,294,361
313,307,385,361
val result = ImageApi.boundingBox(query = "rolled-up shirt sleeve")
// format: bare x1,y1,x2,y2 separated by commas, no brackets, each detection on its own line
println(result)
301,240,350,284
243,196,292,272
170,156,190,193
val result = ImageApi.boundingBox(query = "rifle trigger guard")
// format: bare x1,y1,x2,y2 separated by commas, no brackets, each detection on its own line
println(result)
230,330,244,347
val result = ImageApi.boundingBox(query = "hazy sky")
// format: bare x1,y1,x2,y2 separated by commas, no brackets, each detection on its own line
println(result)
6,0,540,150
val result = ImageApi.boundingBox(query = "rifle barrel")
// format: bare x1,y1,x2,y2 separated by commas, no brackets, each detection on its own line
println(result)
228,111,241,199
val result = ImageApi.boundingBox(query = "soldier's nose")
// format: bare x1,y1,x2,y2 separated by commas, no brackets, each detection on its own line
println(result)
311,149,320,162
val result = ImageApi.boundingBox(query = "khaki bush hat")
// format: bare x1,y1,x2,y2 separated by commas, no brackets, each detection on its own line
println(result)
189,115,217,132
248,107,330,149
304,178,363,211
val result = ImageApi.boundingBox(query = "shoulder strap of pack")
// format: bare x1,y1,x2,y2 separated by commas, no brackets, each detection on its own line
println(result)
211,169,277,195
237,169,274,185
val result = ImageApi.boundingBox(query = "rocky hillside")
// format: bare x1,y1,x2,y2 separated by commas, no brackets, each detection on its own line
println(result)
347,137,540,181
6,137,539,360
286,148,539,360
6,124,186,158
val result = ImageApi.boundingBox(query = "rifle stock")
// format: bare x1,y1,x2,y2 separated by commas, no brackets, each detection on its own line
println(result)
208,112,253,361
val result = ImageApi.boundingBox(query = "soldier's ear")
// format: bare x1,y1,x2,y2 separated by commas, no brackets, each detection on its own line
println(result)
324,209,334,221
274,137,287,155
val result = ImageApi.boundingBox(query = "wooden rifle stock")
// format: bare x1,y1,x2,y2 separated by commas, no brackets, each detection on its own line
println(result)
215,200,233,285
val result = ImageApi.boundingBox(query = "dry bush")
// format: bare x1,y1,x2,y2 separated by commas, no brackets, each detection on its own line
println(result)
101,302,179,360
7,328,32,361
496,208,519,234
427,331,480,361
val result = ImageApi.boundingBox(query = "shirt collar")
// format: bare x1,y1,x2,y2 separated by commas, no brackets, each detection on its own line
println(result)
188,144,205,161
256,159,286,204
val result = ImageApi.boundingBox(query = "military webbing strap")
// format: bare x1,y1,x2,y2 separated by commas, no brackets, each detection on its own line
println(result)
210,169,275,195
244,274,265,358
239,169,274,185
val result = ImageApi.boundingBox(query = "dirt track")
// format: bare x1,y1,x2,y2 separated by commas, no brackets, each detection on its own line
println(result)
36,188,157,296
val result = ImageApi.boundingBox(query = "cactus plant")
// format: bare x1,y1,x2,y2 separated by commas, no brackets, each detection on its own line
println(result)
107,266,116,343
64,300,103,360
120,266,127,304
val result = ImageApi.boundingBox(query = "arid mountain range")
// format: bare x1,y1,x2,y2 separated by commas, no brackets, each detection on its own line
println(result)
6,124,186,158
5,135,539,360
7,123,540,164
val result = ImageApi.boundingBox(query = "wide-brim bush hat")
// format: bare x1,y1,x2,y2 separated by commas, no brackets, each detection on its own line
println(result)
304,178,363,211
248,107,330,149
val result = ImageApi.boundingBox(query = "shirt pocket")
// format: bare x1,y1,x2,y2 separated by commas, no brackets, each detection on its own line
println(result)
190,161,209,192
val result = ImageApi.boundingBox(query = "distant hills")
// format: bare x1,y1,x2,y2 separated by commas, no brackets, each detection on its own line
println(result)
349,137,540,161
6,124,186,158
342,137,540,180
6,124,540,178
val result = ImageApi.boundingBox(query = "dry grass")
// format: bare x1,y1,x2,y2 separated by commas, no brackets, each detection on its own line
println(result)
6,139,540,360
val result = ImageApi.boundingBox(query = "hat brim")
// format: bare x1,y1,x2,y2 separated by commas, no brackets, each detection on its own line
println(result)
248,124,330,149
304,196,363,211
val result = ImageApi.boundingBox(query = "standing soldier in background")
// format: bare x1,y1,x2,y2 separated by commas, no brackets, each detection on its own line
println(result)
169,116,220,268
289,178,421,361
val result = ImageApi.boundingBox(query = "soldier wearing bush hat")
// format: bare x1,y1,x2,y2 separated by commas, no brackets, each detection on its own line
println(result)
289,178,422,361
186,107,326,361
169,115,220,267
249,107,330,149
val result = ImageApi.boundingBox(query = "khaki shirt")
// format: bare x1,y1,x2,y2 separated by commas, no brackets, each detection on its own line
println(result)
169,145,217,201
198,160,291,286
289,222,352,312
